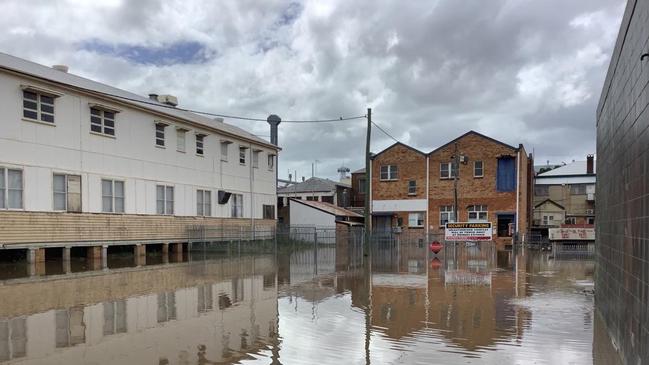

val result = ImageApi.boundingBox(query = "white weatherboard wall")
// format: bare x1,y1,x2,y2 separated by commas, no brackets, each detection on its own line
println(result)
372,199,427,212
289,201,335,229
0,72,277,218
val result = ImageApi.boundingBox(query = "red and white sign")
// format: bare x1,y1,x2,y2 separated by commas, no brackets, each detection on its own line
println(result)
445,222,492,241
548,227,595,241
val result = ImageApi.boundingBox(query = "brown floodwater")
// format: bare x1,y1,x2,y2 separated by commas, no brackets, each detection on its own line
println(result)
0,241,620,364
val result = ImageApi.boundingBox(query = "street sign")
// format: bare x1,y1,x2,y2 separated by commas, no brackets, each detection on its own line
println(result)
445,222,493,241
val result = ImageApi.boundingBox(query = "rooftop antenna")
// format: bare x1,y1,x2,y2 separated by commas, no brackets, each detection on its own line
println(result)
337,165,351,181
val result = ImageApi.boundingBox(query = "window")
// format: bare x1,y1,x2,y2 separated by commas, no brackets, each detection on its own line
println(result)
468,205,488,222
156,185,174,215
321,195,334,204
101,179,124,213
55,307,85,348
408,180,417,195
53,174,81,212
570,184,587,195
440,162,458,179
268,154,275,170
253,150,260,168
496,157,516,192
263,204,275,219
220,141,230,161
358,178,366,193
195,134,205,156
90,108,115,136
535,185,549,196
0,317,27,360
103,301,127,336
239,147,247,164
23,90,55,123
542,215,554,225
176,128,186,152
440,205,455,226
197,285,213,314
155,122,167,147
408,212,424,227
0,168,23,209
157,292,177,323
565,217,577,225
474,161,483,177
231,193,243,218
306,196,319,201
586,217,595,225
197,189,211,216
380,165,398,180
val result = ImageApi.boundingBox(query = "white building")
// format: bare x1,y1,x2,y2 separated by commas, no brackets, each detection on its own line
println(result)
0,52,279,244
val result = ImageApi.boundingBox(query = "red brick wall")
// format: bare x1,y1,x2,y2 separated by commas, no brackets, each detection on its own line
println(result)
371,143,427,201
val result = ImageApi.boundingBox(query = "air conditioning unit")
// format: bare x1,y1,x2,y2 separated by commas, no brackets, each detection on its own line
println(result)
586,209,594,215
157,94,178,107
392,226,402,234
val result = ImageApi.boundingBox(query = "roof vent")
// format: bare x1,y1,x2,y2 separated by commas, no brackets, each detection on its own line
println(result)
148,93,158,100
52,65,69,73
156,94,178,107
214,117,224,123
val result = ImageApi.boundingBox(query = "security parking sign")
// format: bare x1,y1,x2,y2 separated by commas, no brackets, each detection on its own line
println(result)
445,222,493,241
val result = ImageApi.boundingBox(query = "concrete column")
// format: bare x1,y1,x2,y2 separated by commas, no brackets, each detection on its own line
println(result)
162,243,169,264
63,246,71,274
171,243,183,262
135,244,146,266
28,248,46,276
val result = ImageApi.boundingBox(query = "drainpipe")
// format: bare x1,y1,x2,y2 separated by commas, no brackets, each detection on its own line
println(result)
515,148,521,241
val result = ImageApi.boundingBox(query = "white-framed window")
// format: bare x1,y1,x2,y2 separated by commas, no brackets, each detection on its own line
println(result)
23,90,55,123
176,128,187,152
380,165,398,180
565,217,577,225
231,193,243,218
252,150,260,168
53,174,81,212
263,204,275,219
196,189,211,216
239,147,247,165
474,161,483,177
220,141,230,162
268,154,275,170
440,205,455,226
101,179,124,213
440,162,458,179
358,178,366,194
408,212,424,227
408,180,416,195
468,205,488,222
156,185,174,215
195,134,205,156
155,122,167,147
0,168,23,209
542,215,555,225
90,108,115,136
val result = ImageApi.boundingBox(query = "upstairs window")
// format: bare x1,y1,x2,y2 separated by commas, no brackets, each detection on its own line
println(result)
496,157,516,192
570,184,587,195
156,185,174,215
90,108,115,136
155,122,167,147
440,205,455,226
380,165,398,180
440,162,458,179
23,90,56,123
474,161,483,177
468,205,488,222
252,150,260,168
535,185,549,196
358,178,366,194
195,134,206,156
220,141,231,162
268,154,275,170
408,212,424,227
239,147,247,164
408,180,417,195
176,128,187,152
0,168,23,209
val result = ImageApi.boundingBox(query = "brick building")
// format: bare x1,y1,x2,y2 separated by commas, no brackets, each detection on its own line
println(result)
370,131,533,245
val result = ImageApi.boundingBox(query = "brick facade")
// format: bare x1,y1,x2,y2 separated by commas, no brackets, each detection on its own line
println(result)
370,131,532,245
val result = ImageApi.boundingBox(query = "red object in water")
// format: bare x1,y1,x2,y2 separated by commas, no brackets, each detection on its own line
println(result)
430,257,442,269
429,241,443,254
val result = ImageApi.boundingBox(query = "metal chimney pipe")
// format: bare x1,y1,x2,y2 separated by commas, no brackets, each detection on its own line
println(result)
267,115,281,146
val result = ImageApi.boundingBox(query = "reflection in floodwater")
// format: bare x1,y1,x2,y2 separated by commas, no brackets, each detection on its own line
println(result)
0,240,620,364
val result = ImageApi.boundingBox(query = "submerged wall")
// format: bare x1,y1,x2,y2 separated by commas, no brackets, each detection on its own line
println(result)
596,0,649,363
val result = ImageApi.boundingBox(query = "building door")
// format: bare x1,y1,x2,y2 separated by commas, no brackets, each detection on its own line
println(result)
497,214,515,237
373,215,392,232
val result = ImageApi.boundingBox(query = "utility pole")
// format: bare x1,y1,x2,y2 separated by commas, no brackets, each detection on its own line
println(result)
364,108,372,254
453,142,459,223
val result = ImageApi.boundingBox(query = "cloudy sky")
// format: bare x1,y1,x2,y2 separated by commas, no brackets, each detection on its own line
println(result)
0,0,625,180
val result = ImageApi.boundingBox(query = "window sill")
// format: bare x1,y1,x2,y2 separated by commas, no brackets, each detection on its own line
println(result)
408,226,424,229
22,118,56,127
156,145,166,149
253,166,259,169
221,159,228,162
240,163,247,166
177,149,186,153
90,131,116,139
407,193,417,196
196,154,204,158
379,179,398,182
474,175,484,179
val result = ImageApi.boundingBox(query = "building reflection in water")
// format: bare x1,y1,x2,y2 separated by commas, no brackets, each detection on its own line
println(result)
0,254,279,364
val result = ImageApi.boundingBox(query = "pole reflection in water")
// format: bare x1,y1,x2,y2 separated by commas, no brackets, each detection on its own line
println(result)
0,238,620,365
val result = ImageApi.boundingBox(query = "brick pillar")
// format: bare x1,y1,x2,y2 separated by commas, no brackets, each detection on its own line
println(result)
87,246,103,270
28,248,46,276
162,243,169,264
135,244,146,266
171,243,183,262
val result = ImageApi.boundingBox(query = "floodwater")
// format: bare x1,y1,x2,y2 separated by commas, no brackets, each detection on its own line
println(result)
0,241,620,364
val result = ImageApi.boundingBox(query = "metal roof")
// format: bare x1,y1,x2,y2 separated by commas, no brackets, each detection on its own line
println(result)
0,52,276,149
277,177,350,194
290,198,362,218
537,161,595,176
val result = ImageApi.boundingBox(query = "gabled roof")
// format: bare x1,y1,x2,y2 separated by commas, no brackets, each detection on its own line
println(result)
352,167,366,174
290,198,362,218
537,160,595,177
0,52,277,150
277,177,349,194
371,142,426,160
429,130,518,155
534,199,565,210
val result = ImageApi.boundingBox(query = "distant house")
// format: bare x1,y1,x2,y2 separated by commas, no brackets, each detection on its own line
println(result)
288,198,363,243
350,168,366,209
277,177,352,225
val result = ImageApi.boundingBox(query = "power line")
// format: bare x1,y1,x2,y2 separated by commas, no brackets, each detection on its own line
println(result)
67,82,367,123
371,121,399,143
